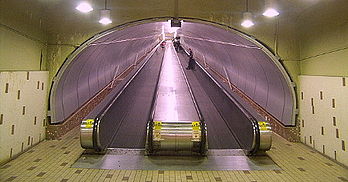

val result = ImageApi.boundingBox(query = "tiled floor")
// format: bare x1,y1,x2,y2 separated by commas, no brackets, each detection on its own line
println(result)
0,127,347,182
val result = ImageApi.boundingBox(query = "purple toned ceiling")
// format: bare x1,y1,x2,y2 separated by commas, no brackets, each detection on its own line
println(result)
50,20,295,126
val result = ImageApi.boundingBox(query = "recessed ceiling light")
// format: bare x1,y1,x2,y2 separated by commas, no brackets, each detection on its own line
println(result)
263,0,279,18
99,10,112,25
76,2,93,13
241,12,254,28
241,19,254,28
99,17,112,25
263,8,279,17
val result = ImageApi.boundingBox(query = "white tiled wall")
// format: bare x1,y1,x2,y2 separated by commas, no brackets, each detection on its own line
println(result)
299,75,347,166
0,71,48,164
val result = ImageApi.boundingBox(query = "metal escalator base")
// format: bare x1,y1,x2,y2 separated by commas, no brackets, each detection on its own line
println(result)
72,148,280,170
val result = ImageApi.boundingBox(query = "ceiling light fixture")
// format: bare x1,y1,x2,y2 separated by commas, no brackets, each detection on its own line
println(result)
99,0,112,25
99,10,112,25
241,0,254,28
241,12,254,28
76,1,93,13
263,0,279,17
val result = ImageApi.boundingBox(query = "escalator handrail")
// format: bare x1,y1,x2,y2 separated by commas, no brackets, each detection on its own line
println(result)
181,46,260,155
175,46,208,155
92,43,161,151
147,48,165,124
175,47,205,124
145,42,166,153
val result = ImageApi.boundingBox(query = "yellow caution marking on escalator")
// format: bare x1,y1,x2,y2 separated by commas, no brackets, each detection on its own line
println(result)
192,122,201,141
154,121,162,130
258,121,268,131
153,121,162,141
192,121,200,131
85,119,94,128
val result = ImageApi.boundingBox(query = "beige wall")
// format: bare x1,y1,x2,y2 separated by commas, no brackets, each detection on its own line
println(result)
298,1,348,76
0,0,48,71
296,1,348,167
0,26,47,71
0,2,49,163
0,71,48,164
298,75,347,166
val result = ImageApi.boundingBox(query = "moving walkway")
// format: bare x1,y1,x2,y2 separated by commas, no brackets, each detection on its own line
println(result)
80,41,271,156
145,42,207,155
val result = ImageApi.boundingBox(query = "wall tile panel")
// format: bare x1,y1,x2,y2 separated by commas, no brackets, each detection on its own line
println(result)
299,75,347,166
0,71,48,164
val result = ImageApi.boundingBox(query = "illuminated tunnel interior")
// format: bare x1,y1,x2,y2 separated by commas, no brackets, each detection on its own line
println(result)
51,20,295,126
2,0,347,176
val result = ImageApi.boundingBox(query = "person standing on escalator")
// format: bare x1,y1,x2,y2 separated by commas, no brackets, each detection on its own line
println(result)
186,48,196,70
173,36,181,52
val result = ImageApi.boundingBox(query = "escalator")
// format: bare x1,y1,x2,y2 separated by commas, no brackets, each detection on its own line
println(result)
80,41,271,155
145,41,207,155
80,44,164,151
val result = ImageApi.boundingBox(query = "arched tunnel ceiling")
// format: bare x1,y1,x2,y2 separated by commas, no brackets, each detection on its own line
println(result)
51,20,295,126
179,22,294,125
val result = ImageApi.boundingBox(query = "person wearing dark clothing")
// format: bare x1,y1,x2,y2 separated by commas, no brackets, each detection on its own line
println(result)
188,48,193,58
186,57,196,70
173,37,181,52
186,48,195,70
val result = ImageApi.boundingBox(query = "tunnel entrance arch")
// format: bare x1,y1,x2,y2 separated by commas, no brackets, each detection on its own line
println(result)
49,17,297,127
